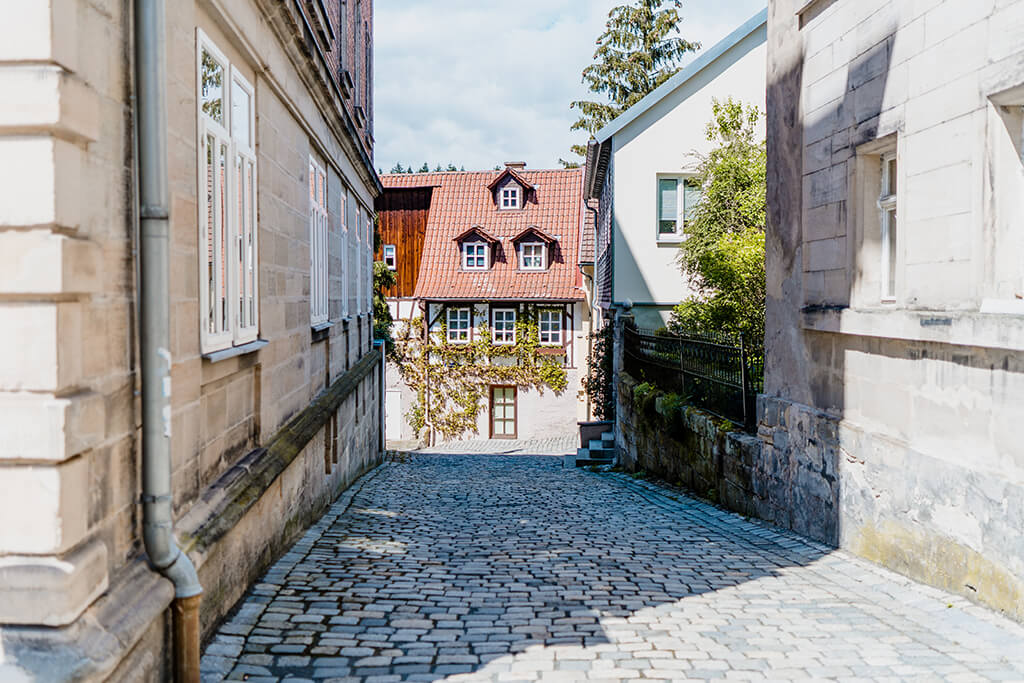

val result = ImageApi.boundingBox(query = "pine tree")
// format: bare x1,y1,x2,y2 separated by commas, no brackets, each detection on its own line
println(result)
568,0,699,159
418,162,430,173
389,162,405,174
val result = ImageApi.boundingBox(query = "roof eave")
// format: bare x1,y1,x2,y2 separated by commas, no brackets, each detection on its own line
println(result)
584,139,611,200
592,7,768,145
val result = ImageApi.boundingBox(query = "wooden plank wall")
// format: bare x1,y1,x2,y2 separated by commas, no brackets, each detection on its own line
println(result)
375,187,432,297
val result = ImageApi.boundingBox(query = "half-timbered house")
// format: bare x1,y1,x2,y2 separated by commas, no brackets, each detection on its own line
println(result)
376,163,590,442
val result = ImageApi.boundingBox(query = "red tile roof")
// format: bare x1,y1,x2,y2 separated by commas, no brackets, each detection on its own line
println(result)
381,169,585,301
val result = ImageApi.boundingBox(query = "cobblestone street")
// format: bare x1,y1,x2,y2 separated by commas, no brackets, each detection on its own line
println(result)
201,454,1024,682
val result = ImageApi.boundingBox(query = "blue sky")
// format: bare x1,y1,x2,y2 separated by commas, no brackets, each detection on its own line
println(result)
373,1,766,172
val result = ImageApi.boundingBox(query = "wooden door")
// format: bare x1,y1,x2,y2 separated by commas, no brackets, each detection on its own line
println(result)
490,386,517,439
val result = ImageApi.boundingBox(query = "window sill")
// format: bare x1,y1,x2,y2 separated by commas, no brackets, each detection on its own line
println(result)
311,321,333,343
655,237,685,246
202,339,269,363
801,306,1024,352
340,70,353,98
537,346,566,356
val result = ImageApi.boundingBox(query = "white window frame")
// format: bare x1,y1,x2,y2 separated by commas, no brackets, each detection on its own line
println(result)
538,308,562,346
500,186,520,210
309,156,329,326
197,29,259,354
365,208,373,313
519,242,546,271
355,204,362,313
462,242,488,270
492,308,516,345
447,307,471,344
383,244,396,270
879,153,898,303
656,175,700,242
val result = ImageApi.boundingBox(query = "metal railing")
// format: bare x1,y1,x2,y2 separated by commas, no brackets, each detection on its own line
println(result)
622,323,763,429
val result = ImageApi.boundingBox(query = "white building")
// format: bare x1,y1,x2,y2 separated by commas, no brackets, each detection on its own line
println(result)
584,9,768,329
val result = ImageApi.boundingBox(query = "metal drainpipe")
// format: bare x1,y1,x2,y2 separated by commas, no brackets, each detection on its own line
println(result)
135,0,203,680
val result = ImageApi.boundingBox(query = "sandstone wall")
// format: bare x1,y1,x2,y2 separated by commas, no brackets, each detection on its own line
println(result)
0,0,382,679
763,0,1024,623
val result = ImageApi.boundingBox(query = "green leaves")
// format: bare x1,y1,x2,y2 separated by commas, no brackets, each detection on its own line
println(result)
568,0,699,160
671,98,766,350
391,311,570,441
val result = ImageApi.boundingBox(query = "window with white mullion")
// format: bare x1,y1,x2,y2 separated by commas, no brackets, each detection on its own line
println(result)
364,208,373,313
657,176,700,240
197,29,259,353
199,114,234,351
341,188,350,318
538,309,562,345
492,308,516,345
463,242,488,270
879,153,898,302
309,157,329,326
519,242,545,270
500,186,519,209
233,69,257,342
447,307,471,343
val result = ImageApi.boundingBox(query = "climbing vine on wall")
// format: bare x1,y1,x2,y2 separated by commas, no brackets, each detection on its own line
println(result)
391,309,568,441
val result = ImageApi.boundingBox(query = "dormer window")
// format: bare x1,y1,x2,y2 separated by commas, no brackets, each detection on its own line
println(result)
488,168,532,208
454,226,499,270
500,187,520,210
463,242,488,270
511,226,556,272
519,243,545,270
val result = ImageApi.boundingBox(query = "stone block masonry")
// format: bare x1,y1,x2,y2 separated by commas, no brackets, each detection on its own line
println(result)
0,0,382,678
616,367,1024,624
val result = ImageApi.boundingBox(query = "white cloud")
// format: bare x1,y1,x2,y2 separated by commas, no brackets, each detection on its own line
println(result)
373,1,766,172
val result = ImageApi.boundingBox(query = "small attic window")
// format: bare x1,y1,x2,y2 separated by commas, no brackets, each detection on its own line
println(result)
463,242,488,270
519,243,546,270
500,186,520,210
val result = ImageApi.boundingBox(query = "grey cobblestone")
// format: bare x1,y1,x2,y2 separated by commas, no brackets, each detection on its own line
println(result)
203,453,1024,681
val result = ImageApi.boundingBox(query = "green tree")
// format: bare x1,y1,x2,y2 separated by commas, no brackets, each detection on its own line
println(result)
670,97,766,349
418,162,430,173
569,0,699,159
373,215,396,352
373,261,396,351
388,162,405,173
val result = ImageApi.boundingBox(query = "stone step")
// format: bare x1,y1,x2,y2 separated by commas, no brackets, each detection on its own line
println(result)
588,438,614,452
601,431,614,442
564,447,614,468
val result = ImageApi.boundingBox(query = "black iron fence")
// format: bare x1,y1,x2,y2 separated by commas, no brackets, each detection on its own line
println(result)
622,323,763,429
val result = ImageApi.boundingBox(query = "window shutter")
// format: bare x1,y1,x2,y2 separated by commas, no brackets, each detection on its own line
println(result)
658,178,678,221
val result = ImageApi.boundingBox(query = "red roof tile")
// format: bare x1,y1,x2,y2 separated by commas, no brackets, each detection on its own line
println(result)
381,169,585,301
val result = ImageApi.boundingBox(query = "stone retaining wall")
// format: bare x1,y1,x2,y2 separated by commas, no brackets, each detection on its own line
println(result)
617,369,1024,623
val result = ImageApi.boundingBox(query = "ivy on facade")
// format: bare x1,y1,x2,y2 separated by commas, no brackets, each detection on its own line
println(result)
391,309,568,441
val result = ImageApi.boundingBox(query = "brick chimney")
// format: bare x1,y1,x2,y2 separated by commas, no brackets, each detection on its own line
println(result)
504,161,526,170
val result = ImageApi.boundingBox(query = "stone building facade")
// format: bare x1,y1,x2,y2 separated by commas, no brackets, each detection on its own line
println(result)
0,0,382,678
765,0,1024,620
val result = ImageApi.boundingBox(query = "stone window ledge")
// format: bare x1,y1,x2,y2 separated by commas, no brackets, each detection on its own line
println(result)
202,339,269,363
801,307,1024,352
311,321,333,343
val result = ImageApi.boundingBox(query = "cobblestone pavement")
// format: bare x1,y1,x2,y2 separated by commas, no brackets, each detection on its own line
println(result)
201,454,1024,682
412,436,577,456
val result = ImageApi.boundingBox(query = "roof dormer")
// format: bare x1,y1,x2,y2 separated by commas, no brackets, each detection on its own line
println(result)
511,226,556,271
454,225,499,271
488,164,534,210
